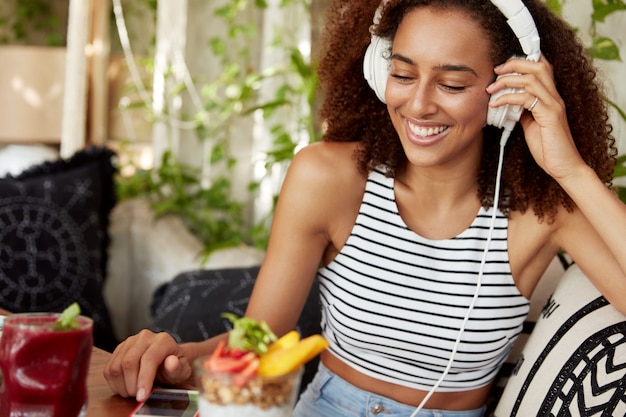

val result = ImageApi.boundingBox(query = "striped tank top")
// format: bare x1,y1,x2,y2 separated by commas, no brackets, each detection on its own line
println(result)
317,168,530,391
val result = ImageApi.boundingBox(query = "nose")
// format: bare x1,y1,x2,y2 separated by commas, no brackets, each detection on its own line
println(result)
406,83,438,116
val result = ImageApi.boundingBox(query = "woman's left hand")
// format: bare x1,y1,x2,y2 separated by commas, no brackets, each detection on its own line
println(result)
486,55,586,182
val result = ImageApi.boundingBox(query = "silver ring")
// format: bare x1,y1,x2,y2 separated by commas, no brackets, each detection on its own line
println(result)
528,96,539,112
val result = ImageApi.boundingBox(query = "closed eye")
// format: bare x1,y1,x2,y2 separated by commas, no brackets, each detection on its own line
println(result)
389,72,413,82
441,84,466,92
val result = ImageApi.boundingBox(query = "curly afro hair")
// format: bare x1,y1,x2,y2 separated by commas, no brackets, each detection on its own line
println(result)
316,0,617,222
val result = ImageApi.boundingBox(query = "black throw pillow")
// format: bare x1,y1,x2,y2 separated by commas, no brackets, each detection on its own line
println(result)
150,266,322,392
0,146,118,351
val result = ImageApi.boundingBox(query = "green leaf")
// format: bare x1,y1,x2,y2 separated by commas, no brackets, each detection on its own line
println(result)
613,165,626,178
604,96,626,123
588,36,622,61
222,313,277,355
613,154,626,178
209,37,226,56
544,0,564,16
592,0,626,22
53,302,81,331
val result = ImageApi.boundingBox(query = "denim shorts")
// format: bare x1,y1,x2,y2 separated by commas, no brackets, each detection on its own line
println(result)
292,363,486,417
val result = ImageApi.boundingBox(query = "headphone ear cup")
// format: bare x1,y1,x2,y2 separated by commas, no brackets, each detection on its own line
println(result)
486,73,525,132
363,35,391,103
486,88,507,128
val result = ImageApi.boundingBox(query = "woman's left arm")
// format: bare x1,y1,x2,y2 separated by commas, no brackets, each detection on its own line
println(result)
488,56,626,314
554,167,626,314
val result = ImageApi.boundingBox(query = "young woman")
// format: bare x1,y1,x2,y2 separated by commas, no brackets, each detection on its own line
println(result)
105,1,626,416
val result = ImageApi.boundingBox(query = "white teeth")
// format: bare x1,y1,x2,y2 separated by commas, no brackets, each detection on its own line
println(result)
408,123,447,137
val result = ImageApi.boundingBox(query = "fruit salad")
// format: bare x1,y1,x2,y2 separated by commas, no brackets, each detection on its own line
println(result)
194,314,328,417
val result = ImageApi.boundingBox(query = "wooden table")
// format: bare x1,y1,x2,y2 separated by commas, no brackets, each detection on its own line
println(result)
86,346,137,416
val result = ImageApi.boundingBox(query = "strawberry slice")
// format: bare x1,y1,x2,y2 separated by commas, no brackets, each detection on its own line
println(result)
206,351,258,374
232,357,260,387
203,340,227,368
227,348,247,359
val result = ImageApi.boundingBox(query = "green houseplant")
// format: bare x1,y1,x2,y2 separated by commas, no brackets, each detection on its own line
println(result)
114,0,318,259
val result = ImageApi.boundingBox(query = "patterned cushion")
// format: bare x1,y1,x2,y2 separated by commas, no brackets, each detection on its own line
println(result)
150,266,322,390
494,264,626,416
0,147,118,351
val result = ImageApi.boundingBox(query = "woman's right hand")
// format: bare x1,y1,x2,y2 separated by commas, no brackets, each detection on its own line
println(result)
103,329,193,402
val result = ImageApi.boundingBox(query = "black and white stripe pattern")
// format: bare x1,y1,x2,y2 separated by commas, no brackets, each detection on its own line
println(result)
318,168,530,391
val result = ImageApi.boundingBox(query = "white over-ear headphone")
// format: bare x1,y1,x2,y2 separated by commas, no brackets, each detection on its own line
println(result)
363,0,541,133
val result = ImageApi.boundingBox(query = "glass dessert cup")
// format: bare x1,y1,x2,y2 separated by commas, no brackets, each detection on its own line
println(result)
194,356,303,417
0,312,93,417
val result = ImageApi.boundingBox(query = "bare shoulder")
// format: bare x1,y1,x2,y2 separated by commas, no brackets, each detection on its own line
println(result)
286,141,366,196
290,141,362,174
277,141,366,259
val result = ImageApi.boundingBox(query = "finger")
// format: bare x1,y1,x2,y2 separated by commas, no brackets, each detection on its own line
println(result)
487,82,543,114
494,55,552,77
103,329,166,400
493,57,557,97
159,354,191,385
119,330,157,399
104,348,128,397
134,332,183,401
487,71,560,119
104,335,138,398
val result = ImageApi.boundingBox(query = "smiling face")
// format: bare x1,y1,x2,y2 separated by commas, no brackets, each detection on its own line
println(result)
385,6,495,173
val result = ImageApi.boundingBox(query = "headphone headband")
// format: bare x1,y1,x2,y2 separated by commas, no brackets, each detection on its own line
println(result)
491,0,541,61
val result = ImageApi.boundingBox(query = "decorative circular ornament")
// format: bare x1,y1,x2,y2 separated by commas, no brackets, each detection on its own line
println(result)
0,196,91,310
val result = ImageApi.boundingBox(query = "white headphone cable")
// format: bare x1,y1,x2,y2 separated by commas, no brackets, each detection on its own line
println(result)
408,128,510,417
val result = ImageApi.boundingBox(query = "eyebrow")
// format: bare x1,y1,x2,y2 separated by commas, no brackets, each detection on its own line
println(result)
390,53,479,77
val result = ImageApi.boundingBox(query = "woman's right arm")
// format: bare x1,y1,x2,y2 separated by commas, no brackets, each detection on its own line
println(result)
104,141,360,402
242,142,359,336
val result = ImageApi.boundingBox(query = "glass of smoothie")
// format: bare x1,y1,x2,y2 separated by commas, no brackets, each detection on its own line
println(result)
0,312,93,417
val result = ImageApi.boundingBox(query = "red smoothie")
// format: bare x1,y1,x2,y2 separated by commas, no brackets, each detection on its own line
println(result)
0,313,93,417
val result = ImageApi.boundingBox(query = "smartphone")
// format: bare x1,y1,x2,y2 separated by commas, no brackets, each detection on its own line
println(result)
129,388,199,417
